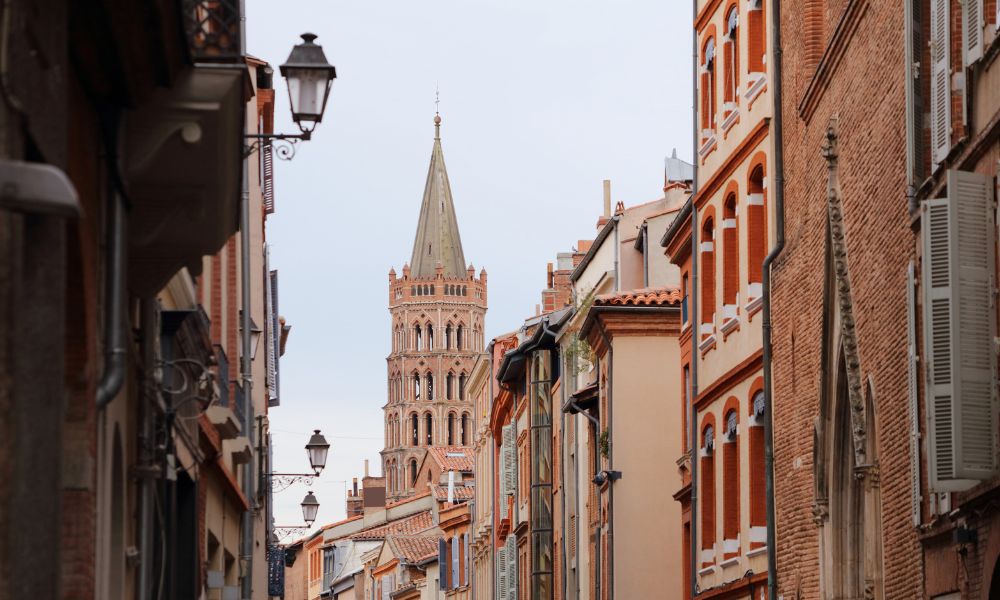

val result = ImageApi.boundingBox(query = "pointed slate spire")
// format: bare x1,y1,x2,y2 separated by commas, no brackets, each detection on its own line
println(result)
409,113,467,279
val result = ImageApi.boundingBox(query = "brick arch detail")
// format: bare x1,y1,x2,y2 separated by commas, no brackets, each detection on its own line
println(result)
747,376,765,414
723,396,742,427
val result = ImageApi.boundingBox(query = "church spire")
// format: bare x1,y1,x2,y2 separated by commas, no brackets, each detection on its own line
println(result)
409,113,467,279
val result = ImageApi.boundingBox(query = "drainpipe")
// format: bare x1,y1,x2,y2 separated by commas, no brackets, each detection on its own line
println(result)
903,0,919,213
97,112,128,410
489,343,497,599
760,0,785,597
137,299,157,600
689,0,700,595
594,319,615,600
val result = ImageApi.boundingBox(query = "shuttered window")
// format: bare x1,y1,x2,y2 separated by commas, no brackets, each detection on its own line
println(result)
439,538,449,590
930,0,951,165
496,545,507,600
503,425,516,500
922,169,998,490
963,0,984,65
506,535,517,600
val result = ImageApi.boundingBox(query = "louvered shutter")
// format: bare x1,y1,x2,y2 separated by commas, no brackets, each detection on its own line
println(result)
496,545,507,600
439,538,449,590
463,533,470,587
931,0,951,165
451,535,460,589
262,142,275,214
506,535,517,600
922,170,998,490
264,246,278,405
503,425,516,498
907,262,923,526
269,269,280,407
499,433,509,520
964,0,984,65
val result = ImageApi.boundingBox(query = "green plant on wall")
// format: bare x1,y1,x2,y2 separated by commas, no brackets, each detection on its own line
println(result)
599,429,610,458
563,289,596,376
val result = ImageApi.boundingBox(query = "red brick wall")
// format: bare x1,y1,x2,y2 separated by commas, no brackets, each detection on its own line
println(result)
772,1,921,597
748,1,766,73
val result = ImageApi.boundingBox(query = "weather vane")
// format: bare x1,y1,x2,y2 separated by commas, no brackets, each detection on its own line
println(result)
435,84,440,115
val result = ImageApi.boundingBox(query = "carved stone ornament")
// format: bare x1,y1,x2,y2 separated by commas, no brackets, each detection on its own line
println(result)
812,499,829,526
822,119,868,466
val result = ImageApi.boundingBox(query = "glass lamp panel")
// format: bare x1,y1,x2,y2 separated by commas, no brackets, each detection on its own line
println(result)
286,68,327,123
308,445,329,473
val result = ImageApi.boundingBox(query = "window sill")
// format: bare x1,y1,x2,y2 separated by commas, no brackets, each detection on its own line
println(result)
699,134,718,162
747,546,768,559
746,296,764,320
720,556,741,569
721,108,740,135
744,73,767,104
697,565,717,577
699,334,717,355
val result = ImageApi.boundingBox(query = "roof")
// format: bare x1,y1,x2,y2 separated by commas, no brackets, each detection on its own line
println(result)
432,485,475,502
594,287,683,306
408,115,467,279
349,511,434,541
425,446,474,472
665,149,694,183
386,534,442,563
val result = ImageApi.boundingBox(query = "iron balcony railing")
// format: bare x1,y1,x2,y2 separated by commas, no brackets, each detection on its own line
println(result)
182,0,242,62
267,545,285,597
214,344,230,408
232,380,246,429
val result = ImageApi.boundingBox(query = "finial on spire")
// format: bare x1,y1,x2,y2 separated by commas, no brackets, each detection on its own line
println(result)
434,85,441,139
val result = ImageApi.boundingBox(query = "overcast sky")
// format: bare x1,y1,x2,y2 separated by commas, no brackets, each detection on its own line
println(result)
246,0,693,534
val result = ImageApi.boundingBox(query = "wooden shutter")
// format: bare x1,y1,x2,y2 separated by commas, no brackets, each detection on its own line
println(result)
923,170,998,490
262,142,275,214
964,0,984,65
264,246,278,405
439,538,449,589
464,533,470,587
906,261,923,526
451,535,460,589
503,425,516,498
506,536,517,600
496,545,507,600
930,0,951,165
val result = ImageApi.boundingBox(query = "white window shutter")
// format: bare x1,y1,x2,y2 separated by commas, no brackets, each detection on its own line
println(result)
506,535,517,600
964,0,984,65
503,425,516,498
930,0,951,165
906,262,923,526
496,545,507,600
451,535,460,589
922,170,999,490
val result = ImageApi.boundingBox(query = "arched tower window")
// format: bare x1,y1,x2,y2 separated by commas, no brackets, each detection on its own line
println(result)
448,413,456,445
701,217,716,329
411,413,419,446
701,37,717,134
425,413,434,446
446,372,455,400
724,6,739,108
446,324,453,350
413,373,421,401
426,372,434,401
414,324,422,351
410,459,418,488
723,192,740,313
459,373,467,401
723,407,740,559
701,421,717,565
456,325,465,350
461,413,470,445
426,324,434,351
747,163,767,296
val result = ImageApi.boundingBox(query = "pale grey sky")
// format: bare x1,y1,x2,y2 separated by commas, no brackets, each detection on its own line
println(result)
246,0,693,534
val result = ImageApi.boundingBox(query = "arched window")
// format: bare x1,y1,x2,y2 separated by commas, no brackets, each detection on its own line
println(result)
461,413,470,445
749,389,766,548
723,407,740,559
701,421,716,566
413,373,421,401
456,325,465,350
446,372,455,400
425,413,434,445
426,372,434,401
459,373,467,401
747,0,766,74
427,324,434,351
724,6,739,108
701,217,716,330
448,413,456,445
414,324,422,351
747,163,767,297
411,413,419,446
722,193,740,315
410,459,418,488
701,37,717,134
446,324,453,350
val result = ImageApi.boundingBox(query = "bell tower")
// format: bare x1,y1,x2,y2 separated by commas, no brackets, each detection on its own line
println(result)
381,113,487,502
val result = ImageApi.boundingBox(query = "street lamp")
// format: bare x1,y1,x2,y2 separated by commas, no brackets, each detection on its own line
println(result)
280,33,337,134
244,32,337,159
305,429,330,475
301,490,320,526
238,311,262,360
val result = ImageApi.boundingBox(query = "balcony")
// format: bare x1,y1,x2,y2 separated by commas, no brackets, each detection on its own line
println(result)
183,0,242,63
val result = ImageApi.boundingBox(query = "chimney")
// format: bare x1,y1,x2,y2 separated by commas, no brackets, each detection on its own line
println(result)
364,459,369,478
353,477,358,496
547,262,554,288
603,179,611,218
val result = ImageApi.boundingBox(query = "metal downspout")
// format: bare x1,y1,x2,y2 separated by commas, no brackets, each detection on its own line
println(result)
761,0,785,596
689,0,700,594
97,114,128,410
903,0,918,210
489,343,497,599
594,319,614,600
560,351,568,600
137,299,157,600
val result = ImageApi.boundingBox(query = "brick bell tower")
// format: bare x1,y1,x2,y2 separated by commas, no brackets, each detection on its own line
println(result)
382,113,487,502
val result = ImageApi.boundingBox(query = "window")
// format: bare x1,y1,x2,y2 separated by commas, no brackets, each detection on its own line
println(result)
723,408,740,558
723,193,740,312
682,272,690,325
410,459,418,488
457,325,465,350
747,164,767,294
701,37,717,134
747,0,766,74
446,324,453,350
749,390,766,547
414,324,422,351
446,372,455,400
724,6,739,107
427,324,434,350
461,413,469,445
411,414,419,446
701,217,716,330
459,373,467,400
682,365,691,452
448,413,455,445
701,422,716,564
413,374,421,401
425,413,434,445
426,372,434,401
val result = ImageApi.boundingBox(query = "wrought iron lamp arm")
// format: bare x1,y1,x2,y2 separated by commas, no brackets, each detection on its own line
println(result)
270,472,319,492
243,131,312,160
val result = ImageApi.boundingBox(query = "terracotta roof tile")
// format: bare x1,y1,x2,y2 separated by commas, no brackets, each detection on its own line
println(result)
426,446,474,472
431,485,475,501
349,511,434,541
386,534,442,563
594,287,682,307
